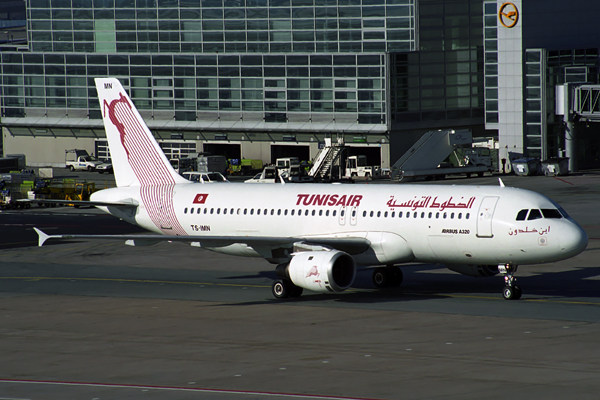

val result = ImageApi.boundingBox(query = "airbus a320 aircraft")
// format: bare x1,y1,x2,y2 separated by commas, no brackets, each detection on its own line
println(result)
35,78,588,300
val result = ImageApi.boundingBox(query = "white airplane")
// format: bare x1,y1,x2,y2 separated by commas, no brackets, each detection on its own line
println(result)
34,78,588,300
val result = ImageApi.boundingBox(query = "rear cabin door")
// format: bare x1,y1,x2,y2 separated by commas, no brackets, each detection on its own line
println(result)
476,196,499,238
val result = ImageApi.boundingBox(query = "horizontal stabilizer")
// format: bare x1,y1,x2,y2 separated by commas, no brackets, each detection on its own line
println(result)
21,198,139,208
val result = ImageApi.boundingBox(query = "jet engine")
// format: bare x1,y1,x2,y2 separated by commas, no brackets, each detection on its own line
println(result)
278,251,356,293
446,264,499,277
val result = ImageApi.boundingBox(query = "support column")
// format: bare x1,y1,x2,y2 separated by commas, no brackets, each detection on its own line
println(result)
564,118,577,172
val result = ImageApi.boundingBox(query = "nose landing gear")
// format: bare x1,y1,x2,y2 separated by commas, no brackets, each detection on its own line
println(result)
499,264,522,300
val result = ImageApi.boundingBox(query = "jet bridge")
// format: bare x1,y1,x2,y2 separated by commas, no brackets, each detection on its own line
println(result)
556,83,600,172
390,129,485,181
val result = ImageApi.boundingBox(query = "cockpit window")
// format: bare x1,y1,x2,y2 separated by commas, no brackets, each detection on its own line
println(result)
516,209,528,221
527,209,543,220
541,209,563,219
558,206,570,218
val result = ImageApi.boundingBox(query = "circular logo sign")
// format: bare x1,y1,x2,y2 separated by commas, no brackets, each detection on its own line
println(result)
498,2,519,28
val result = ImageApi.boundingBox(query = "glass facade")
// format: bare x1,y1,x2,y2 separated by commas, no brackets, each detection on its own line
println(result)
523,48,544,159
29,0,416,54
390,0,484,128
1,0,419,134
482,0,497,125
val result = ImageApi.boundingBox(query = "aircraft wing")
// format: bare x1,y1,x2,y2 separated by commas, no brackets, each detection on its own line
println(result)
33,228,371,254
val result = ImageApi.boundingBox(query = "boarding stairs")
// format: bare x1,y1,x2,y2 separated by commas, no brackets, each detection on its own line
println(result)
308,135,346,180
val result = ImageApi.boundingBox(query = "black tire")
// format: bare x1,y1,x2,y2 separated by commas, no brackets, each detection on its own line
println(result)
502,286,515,300
513,285,522,300
69,165,75,172
289,284,304,298
87,166,93,171
372,267,389,288
272,279,290,299
388,266,403,287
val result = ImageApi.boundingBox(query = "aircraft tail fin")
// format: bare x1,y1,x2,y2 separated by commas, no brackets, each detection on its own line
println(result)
95,78,189,188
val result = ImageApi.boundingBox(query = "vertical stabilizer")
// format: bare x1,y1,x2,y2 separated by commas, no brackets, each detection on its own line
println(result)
95,78,189,187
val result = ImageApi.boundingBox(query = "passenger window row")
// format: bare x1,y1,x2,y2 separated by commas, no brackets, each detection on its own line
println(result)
362,210,470,220
184,207,338,217
182,207,471,220
516,208,564,221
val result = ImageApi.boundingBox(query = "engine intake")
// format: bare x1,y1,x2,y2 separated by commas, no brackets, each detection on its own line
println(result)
279,251,356,293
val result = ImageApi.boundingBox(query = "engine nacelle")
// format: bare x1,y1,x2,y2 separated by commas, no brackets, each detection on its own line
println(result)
446,264,499,277
283,251,356,293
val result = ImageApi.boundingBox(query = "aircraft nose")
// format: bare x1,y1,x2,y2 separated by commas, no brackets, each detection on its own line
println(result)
560,222,588,258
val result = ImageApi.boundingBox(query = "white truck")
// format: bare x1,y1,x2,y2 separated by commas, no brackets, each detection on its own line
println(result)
65,149,102,172
345,155,381,179
182,171,229,183
244,166,281,183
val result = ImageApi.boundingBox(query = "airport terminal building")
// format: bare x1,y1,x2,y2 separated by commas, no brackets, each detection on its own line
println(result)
0,0,599,170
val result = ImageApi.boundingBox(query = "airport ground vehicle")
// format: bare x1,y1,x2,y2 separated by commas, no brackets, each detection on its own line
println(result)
96,159,113,174
33,179,97,203
182,171,229,183
244,166,280,183
345,155,382,179
228,159,263,175
0,171,36,209
65,149,102,172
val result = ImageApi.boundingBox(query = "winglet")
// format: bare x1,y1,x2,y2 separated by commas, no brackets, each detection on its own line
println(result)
499,178,505,188
34,227,50,247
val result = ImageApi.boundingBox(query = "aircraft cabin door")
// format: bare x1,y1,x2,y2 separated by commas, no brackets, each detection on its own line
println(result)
476,196,499,238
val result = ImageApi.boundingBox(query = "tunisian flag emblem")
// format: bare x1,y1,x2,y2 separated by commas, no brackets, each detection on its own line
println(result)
193,194,209,204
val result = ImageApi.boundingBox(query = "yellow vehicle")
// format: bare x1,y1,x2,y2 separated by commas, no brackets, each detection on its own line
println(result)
34,179,97,205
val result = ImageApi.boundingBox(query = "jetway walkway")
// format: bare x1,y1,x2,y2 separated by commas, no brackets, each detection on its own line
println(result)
390,129,474,181
573,85,600,121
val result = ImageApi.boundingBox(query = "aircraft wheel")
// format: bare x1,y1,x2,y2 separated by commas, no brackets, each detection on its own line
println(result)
502,285,521,300
513,285,522,300
289,284,304,298
272,279,290,299
389,266,403,287
372,267,389,288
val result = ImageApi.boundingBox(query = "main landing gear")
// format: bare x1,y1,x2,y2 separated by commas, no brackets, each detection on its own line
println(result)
499,264,522,300
372,265,403,288
271,278,303,299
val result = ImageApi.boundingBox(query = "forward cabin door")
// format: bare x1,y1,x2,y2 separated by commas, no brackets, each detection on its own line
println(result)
476,196,499,238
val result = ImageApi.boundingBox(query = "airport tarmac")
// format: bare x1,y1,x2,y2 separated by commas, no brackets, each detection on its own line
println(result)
1,173,599,399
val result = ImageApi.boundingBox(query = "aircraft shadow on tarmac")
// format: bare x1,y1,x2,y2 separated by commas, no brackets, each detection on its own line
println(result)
218,262,600,304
